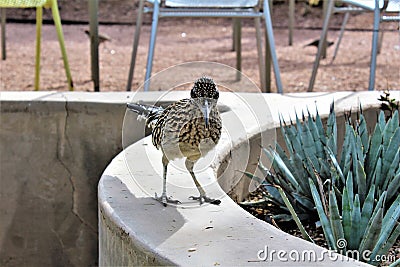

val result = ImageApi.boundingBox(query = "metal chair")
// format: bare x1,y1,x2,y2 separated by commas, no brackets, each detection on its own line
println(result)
308,0,394,92
0,0,73,91
126,0,283,93
332,0,400,62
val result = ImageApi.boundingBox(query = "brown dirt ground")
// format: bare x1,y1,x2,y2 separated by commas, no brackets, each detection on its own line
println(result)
0,1,399,93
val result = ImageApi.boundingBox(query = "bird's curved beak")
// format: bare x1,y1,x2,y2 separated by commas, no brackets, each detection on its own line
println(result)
201,99,210,128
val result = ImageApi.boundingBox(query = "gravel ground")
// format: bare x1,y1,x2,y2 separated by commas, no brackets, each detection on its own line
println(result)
1,1,399,93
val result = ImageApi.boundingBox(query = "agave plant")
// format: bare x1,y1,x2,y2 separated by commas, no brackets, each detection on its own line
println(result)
308,178,400,265
242,104,340,220
244,105,400,265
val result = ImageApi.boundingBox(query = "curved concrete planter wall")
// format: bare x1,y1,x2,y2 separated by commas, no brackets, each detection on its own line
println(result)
99,91,395,266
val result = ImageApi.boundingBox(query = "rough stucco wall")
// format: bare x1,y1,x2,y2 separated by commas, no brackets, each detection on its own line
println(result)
0,99,126,266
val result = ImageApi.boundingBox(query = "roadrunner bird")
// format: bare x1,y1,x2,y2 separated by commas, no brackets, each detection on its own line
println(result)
127,77,222,206
304,39,334,48
84,30,111,45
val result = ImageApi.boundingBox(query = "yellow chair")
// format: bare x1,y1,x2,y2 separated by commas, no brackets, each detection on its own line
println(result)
0,0,73,91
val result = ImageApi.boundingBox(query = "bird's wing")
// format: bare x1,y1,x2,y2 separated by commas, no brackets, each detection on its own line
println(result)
151,99,192,148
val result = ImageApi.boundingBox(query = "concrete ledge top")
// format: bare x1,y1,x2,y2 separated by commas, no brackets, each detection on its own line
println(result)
2,90,396,108
2,90,397,126
96,91,393,266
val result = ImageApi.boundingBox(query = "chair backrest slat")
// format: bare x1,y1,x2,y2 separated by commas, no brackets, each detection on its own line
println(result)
386,0,400,12
0,0,47,8
165,0,259,8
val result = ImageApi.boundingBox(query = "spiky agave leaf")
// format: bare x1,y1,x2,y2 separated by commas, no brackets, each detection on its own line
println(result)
369,193,400,263
279,114,295,156
371,157,383,189
366,123,383,182
341,124,355,178
355,160,367,204
382,111,399,149
326,146,345,184
376,222,400,263
257,161,271,180
387,172,400,201
359,192,386,253
387,147,400,180
355,132,365,166
309,179,336,250
388,257,400,267
273,144,309,193
345,172,354,210
326,102,337,157
329,190,344,250
277,186,314,243
291,153,311,195
358,206,383,257
357,113,369,157
360,185,375,237
299,118,318,165
264,148,299,190
315,106,327,145
292,192,315,211
307,108,325,160
378,111,386,131
348,194,362,250
342,186,352,247
242,171,284,208
381,127,400,183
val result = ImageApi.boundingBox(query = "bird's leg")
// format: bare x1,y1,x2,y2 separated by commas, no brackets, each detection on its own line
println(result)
185,159,221,205
155,155,180,206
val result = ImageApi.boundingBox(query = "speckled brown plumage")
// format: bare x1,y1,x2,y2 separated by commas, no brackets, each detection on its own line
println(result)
127,77,222,206
152,98,221,156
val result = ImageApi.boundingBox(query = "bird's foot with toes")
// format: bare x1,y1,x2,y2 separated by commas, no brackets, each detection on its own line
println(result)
189,195,221,205
155,192,181,207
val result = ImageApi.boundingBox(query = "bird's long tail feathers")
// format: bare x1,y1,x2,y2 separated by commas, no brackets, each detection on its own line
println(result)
127,102,163,129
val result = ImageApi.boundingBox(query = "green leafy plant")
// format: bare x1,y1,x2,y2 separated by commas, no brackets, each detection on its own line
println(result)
244,105,400,265
378,90,399,119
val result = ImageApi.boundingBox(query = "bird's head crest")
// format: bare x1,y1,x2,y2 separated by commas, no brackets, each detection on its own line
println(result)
190,77,219,100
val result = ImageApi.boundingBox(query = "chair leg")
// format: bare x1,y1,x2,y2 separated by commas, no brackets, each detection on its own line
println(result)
263,0,283,93
321,0,330,59
255,17,266,92
89,0,99,91
264,26,271,92
232,18,238,51
35,7,42,91
368,0,381,91
377,29,384,54
232,19,236,51
288,0,295,46
144,0,160,91
126,0,144,91
308,0,334,92
1,9,6,60
51,0,73,91
332,11,350,63
234,18,241,81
